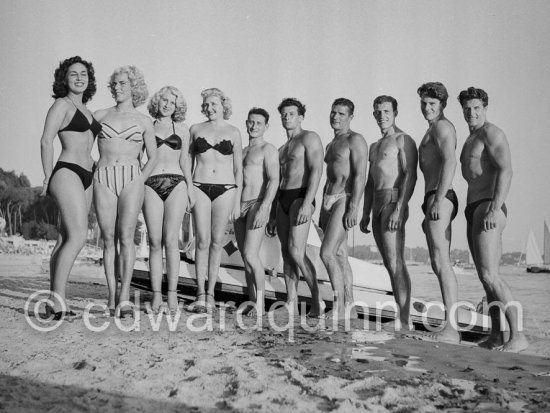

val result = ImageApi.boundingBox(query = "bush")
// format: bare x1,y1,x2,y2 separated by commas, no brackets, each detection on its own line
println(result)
21,221,58,240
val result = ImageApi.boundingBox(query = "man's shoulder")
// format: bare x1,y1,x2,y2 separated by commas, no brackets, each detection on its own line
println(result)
301,129,321,141
433,118,456,135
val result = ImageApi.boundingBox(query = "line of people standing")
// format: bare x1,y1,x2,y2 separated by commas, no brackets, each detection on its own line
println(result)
40,56,527,353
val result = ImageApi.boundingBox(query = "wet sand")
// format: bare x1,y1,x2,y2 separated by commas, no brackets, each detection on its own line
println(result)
1,254,550,412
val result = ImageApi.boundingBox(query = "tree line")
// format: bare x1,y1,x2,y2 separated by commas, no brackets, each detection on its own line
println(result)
0,167,96,240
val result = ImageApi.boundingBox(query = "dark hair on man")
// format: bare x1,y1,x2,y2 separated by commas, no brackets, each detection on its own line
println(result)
332,98,355,115
277,98,306,117
52,56,97,103
248,107,270,124
373,95,398,112
458,87,489,107
417,82,448,108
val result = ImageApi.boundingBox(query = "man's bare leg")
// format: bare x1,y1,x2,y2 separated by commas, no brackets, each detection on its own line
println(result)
471,204,528,352
373,207,412,331
288,200,322,317
242,203,268,317
422,198,460,343
320,198,348,319
337,236,358,319
275,204,299,315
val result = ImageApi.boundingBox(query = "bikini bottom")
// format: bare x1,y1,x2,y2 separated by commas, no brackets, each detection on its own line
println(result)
421,189,459,221
48,161,94,195
193,182,237,202
145,174,185,202
94,164,141,197
278,187,316,215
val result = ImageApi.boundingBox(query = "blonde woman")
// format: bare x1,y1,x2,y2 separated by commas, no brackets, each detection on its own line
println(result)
189,88,243,312
94,65,157,317
143,86,194,314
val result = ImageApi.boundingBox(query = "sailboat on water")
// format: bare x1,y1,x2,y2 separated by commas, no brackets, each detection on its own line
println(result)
524,221,550,273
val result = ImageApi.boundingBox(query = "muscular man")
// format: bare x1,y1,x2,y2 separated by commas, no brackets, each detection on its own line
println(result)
320,98,368,320
459,87,528,352
417,82,460,343
359,95,417,330
234,108,279,317
267,98,323,317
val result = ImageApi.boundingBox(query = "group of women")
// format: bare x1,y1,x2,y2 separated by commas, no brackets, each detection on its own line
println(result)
40,56,242,319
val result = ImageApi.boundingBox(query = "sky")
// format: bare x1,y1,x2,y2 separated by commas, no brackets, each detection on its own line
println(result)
1,0,549,253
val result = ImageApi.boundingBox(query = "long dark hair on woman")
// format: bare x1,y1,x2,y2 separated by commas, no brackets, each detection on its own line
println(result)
52,56,97,103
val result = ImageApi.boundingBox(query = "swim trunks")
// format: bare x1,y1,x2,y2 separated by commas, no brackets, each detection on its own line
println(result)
421,189,459,221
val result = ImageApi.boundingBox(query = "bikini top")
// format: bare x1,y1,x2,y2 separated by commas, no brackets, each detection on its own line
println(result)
99,123,143,144
193,136,233,155
155,121,182,150
59,105,102,137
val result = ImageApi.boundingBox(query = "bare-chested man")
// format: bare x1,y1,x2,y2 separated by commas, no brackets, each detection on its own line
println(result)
266,98,323,317
417,82,460,343
234,108,279,317
320,98,368,320
359,95,418,330
459,87,528,352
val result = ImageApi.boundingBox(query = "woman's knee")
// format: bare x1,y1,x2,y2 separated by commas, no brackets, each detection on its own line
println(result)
148,235,162,252
243,250,260,268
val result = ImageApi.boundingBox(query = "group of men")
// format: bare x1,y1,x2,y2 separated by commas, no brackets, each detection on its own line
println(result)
233,83,528,353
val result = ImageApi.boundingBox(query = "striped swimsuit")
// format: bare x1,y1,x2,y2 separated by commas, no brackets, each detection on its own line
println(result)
94,123,143,197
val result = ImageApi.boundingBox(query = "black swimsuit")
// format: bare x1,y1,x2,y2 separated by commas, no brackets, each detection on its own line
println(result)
465,198,507,232
422,189,459,221
48,102,101,194
192,136,237,201
278,188,316,215
145,122,186,202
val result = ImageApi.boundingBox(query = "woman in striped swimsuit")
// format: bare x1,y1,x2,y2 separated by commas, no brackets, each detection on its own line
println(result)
94,65,157,318
142,86,195,315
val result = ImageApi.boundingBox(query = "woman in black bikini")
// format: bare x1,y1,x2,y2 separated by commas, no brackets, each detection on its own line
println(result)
94,66,157,318
143,86,195,314
189,88,243,312
40,56,100,320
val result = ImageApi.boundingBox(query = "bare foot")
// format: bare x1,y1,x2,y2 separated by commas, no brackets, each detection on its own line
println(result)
167,290,178,315
269,301,298,318
149,291,163,314
497,335,529,353
414,327,461,344
478,333,505,349
383,319,415,332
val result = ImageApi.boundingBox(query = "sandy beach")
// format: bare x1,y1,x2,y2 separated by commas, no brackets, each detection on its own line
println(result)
1,253,550,412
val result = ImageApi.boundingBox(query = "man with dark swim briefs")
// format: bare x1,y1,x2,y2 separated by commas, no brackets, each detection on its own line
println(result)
359,95,417,331
417,82,461,343
319,98,368,321
234,108,279,318
459,86,528,353
266,98,323,317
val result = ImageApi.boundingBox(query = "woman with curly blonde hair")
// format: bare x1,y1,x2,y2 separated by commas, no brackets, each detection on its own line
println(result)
40,56,100,320
188,87,243,313
143,86,194,314
94,65,158,317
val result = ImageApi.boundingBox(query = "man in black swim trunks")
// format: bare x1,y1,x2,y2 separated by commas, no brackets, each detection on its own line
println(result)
266,98,323,317
417,82,461,343
459,86,528,353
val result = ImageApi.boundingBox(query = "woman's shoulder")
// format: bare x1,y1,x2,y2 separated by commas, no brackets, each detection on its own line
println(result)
93,107,113,122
